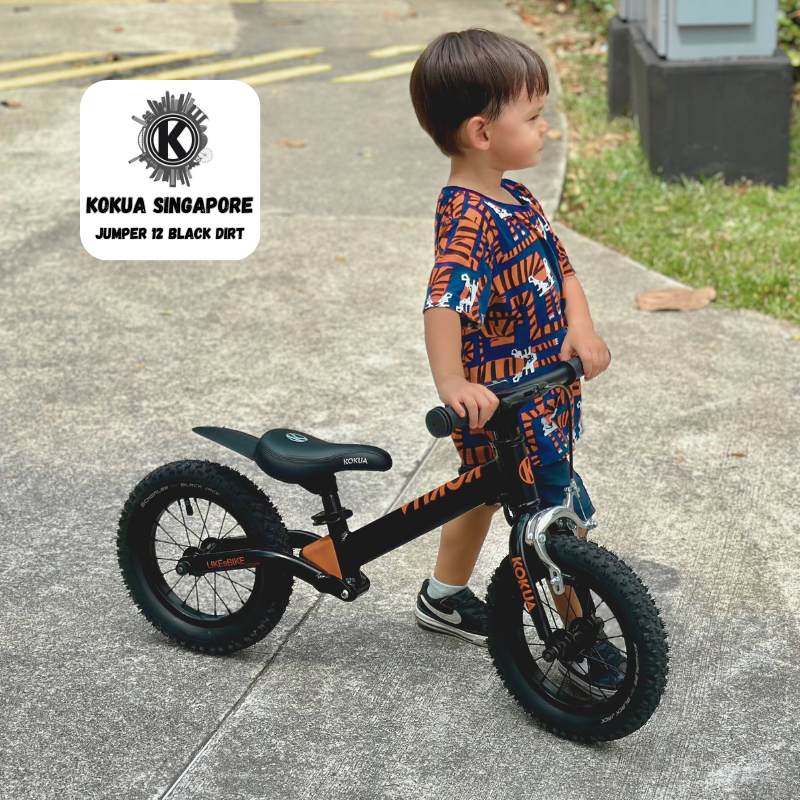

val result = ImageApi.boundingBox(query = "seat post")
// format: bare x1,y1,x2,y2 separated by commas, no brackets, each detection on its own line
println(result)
304,474,353,537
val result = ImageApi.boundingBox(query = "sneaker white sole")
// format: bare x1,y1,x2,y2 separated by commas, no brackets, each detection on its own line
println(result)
414,605,488,647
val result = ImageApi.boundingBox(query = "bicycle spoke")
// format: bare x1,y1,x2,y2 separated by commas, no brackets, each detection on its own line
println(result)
181,576,201,608
596,638,627,657
202,573,232,616
218,572,247,606
174,502,194,548
586,675,597,703
156,524,185,550
554,666,568,699
216,508,229,539
166,572,188,595
197,497,212,540
585,652,625,677
220,520,242,540
154,538,183,549
222,575,255,593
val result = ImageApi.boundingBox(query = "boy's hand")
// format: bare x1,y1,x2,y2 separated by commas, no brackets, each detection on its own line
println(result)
559,324,611,381
436,375,500,430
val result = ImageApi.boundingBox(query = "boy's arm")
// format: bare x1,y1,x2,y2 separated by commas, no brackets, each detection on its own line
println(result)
423,308,499,430
424,307,464,387
562,274,594,331
560,274,611,380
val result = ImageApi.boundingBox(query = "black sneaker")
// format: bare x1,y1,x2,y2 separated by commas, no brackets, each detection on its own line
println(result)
414,578,488,647
559,640,627,698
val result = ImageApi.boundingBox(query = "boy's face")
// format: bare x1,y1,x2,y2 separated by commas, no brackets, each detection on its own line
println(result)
484,89,549,170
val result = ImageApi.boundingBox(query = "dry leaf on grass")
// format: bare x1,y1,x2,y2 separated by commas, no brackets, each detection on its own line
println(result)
276,139,305,147
635,286,716,312
546,130,563,140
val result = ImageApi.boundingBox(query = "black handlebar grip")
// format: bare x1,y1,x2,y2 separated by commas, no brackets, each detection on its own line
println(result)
424,351,608,439
425,405,468,439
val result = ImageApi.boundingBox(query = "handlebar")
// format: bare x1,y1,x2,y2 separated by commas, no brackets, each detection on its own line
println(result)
425,355,587,439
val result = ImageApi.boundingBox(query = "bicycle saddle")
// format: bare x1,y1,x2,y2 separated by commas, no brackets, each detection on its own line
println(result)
192,425,392,486
254,428,392,484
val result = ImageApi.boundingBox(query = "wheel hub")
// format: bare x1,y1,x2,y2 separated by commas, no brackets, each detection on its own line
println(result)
175,545,203,576
542,614,605,663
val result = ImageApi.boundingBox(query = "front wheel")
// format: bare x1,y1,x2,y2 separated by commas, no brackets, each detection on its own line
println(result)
486,534,669,742
117,459,294,654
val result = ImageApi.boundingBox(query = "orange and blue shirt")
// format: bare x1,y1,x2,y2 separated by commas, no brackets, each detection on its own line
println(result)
423,177,583,469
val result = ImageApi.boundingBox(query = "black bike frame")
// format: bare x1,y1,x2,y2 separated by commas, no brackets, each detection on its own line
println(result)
177,358,584,635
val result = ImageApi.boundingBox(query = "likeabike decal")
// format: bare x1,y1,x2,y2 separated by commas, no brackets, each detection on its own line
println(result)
400,465,483,514
206,556,245,569
343,457,368,465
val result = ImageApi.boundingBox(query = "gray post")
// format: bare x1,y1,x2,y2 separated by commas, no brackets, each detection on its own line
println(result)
608,0,793,186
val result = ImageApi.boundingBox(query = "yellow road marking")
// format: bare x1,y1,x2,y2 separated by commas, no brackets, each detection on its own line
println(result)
367,45,425,58
0,0,378,3
127,47,324,80
0,52,108,74
239,63,332,85
0,50,218,90
331,60,416,83
0,0,259,3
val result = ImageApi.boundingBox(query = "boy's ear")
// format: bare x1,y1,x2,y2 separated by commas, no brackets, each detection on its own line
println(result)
463,115,491,150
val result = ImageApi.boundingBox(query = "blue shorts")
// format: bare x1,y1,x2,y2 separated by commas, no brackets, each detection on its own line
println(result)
459,456,596,523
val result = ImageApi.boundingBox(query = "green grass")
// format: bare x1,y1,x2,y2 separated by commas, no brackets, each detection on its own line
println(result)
515,1,800,325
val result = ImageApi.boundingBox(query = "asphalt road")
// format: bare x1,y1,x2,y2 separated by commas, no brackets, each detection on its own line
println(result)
1,1,799,799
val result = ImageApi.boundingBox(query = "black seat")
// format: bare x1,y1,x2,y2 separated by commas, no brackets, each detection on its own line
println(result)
254,428,392,486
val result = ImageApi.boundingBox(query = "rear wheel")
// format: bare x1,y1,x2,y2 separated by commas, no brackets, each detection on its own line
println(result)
486,533,669,741
117,460,294,654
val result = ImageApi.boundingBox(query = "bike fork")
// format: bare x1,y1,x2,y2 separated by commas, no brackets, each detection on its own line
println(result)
507,505,587,642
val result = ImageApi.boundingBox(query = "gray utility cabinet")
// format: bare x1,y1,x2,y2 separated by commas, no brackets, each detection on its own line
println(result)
615,0,646,23
609,0,792,186
642,0,778,60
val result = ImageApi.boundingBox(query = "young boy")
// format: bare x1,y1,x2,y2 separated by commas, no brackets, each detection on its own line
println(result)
408,29,612,656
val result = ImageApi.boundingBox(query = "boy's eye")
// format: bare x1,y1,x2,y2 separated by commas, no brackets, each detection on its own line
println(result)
529,115,539,121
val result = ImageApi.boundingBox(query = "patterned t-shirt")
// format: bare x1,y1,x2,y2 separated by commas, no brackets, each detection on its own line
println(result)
422,177,583,468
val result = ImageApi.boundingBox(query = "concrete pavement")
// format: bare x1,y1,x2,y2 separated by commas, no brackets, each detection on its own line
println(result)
1,1,799,798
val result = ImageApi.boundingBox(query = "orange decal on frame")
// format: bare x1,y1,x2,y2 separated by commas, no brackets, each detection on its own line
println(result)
401,465,483,514
519,459,535,485
301,536,342,579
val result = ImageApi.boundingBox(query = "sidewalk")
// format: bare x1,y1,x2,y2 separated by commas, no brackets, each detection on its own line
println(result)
1,1,799,798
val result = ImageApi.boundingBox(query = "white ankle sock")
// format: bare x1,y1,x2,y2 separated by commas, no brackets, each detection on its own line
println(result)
427,575,467,600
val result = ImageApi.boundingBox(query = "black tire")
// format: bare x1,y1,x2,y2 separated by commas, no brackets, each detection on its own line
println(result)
486,534,669,742
117,459,294,654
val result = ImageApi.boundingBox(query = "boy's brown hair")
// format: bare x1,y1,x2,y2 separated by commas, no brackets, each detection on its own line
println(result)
409,28,549,158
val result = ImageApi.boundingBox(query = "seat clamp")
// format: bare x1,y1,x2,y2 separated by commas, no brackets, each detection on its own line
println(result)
311,508,353,527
